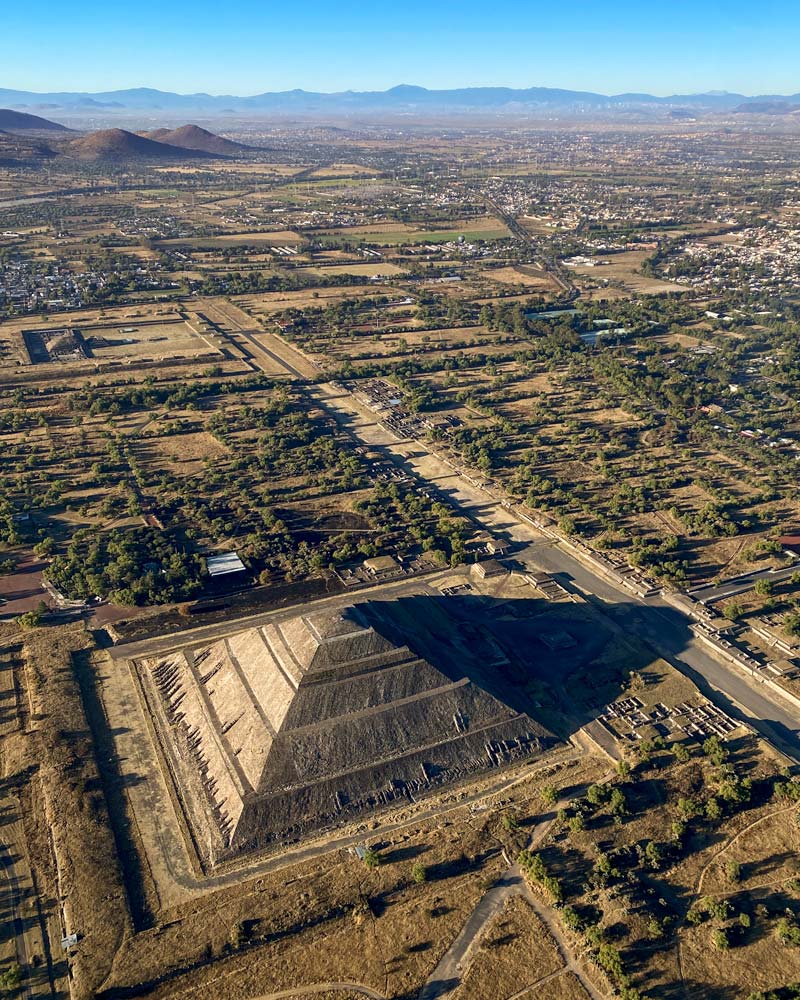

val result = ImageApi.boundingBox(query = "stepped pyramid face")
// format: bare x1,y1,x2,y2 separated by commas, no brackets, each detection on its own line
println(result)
142,604,554,862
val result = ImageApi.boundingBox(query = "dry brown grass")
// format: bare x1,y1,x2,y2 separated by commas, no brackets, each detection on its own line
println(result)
22,623,132,1000
679,909,800,997
568,250,683,295
305,263,407,277
454,896,564,999
529,971,590,999
147,430,229,464
484,266,559,289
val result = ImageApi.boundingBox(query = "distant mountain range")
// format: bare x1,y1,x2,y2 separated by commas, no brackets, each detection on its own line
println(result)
3,84,800,117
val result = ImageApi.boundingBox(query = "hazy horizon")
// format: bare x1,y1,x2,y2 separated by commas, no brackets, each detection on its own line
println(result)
5,0,800,97
2,81,800,100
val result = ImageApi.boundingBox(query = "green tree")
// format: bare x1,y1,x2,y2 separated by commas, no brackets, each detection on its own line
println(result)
725,859,742,883
568,814,585,834
609,787,628,819
672,742,691,763
712,928,730,951
411,862,427,884
587,783,606,807
17,601,46,629
0,963,21,992
597,943,624,979
703,736,727,765
362,847,381,869
540,784,557,807
644,840,662,869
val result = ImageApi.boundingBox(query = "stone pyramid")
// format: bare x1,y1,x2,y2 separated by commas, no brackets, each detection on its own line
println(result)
143,604,554,862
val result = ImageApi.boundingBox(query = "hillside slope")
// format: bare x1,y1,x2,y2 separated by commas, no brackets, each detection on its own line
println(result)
67,128,222,161
0,108,70,131
142,124,248,154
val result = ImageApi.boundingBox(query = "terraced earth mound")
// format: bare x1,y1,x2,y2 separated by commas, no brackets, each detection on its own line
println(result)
139,603,555,863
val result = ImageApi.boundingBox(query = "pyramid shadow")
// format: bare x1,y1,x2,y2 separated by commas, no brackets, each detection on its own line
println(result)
357,593,627,728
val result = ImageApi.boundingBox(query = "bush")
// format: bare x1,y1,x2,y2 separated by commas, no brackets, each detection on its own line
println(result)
712,928,730,951
568,814,585,834
703,736,727,766
362,847,381,869
725,859,742,883
587,783,607,807
17,600,47,630
229,920,247,949
542,875,563,903
411,862,427,884
777,916,800,946
0,964,21,991
672,742,691,763
540,784,557,806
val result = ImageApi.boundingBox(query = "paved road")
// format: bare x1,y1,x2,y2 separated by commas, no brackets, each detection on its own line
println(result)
484,197,573,295
526,538,800,759
688,564,799,604
204,298,319,379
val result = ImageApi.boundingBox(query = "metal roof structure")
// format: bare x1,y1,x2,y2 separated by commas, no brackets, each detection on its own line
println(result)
206,552,246,577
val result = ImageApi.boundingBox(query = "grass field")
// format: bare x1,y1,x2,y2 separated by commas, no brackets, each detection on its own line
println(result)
316,226,511,246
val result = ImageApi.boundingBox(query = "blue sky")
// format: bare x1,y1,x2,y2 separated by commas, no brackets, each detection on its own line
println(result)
4,0,800,96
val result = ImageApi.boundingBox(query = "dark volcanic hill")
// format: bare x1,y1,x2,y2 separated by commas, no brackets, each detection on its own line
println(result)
0,108,70,131
142,124,249,154
0,130,56,166
67,127,222,161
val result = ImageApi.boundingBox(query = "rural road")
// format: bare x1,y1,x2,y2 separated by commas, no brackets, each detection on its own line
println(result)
418,868,526,1000
249,984,386,1000
0,641,60,1000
